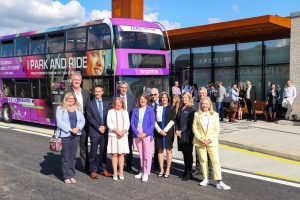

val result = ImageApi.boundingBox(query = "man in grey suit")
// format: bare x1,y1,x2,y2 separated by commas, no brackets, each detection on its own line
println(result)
116,81,137,174
216,81,226,121
65,72,90,172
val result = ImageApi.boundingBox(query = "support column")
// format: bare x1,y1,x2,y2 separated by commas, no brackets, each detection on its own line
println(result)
290,11,300,119
112,0,144,20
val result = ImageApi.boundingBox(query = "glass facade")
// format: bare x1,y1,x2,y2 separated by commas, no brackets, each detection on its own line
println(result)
171,38,290,102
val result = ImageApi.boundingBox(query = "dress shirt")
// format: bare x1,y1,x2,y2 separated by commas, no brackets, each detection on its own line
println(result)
73,88,83,111
120,94,127,109
246,86,251,99
283,85,297,100
172,86,181,95
96,98,103,123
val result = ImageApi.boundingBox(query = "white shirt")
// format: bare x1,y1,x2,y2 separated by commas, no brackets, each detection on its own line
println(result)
107,109,130,137
246,86,251,99
73,88,83,111
283,85,297,100
155,105,174,133
202,112,210,133
138,107,146,126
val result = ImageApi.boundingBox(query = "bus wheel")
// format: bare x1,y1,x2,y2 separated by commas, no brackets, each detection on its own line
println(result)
3,105,12,123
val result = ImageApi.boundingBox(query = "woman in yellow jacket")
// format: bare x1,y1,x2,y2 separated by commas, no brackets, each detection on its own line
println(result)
192,97,231,190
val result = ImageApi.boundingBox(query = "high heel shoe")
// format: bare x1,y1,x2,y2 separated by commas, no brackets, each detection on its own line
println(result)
157,172,164,178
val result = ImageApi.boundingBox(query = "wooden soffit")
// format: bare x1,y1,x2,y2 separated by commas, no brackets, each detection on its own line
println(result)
166,15,291,49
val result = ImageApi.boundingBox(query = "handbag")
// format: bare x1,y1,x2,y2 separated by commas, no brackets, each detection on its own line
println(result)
49,129,62,152
229,101,237,112
282,98,288,108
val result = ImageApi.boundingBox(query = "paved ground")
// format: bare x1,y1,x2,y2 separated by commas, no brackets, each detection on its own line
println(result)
1,128,300,200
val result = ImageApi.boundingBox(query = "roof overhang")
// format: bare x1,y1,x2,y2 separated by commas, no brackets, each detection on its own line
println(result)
166,15,291,49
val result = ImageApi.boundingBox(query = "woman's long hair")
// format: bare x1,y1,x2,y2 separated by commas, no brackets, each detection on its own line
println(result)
61,92,82,112
199,96,214,115
181,92,194,107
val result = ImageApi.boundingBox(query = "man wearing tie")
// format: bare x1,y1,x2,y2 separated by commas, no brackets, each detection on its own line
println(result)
117,81,137,174
86,85,112,179
245,80,257,122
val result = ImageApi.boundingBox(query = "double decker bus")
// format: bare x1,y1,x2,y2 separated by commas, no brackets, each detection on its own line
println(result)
0,18,169,125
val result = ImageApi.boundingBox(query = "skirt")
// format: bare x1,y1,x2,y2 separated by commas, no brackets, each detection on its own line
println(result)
107,135,130,154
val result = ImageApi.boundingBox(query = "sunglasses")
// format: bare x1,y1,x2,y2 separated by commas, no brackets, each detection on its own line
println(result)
151,93,158,96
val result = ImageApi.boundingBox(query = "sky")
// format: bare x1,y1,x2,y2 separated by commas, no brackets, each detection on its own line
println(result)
0,0,300,36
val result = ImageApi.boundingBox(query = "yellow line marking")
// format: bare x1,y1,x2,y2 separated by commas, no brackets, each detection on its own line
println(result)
220,144,300,166
255,172,300,183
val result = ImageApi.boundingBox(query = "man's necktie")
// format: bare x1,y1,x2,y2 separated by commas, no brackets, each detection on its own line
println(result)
98,100,103,124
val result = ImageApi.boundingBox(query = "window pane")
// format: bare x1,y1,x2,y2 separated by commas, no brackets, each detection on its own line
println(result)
239,66,263,101
1,41,13,57
16,79,31,98
40,79,51,99
193,68,211,88
88,25,111,50
47,33,65,53
215,67,235,102
192,46,211,67
214,44,235,67
66,28,86,51
172,49,190,68
265,39,290,64
265,65,289,103
238,41,262,65
15,37,28,56
2,79,15,96
30,36,45,55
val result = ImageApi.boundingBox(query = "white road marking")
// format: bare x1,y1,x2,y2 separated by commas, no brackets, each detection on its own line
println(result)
0,125,10,129
6,127,300,188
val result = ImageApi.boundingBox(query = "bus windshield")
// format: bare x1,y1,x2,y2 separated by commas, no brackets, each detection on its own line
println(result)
114,25,166,50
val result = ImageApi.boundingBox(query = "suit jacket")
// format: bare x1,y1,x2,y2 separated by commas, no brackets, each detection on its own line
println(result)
192,111,220,147
246,86,257,102
86,98,111,138
55,106,85,137
175,105,196,144
131,106,155,140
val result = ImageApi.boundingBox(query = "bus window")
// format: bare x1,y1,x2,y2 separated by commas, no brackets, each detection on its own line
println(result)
40,79,50,99
15,37,29,56
1,40,13,57
29,35,45,55
66,27,87,51
2,79,15,96
47,32,65,53
92,78,114,99
16,79,31,98
87,25,111,50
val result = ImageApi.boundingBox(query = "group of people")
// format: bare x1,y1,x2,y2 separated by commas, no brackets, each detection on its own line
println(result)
55,72,231,190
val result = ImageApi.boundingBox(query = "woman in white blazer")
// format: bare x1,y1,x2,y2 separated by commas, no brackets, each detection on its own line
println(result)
192,97,231,190
56,92,85,184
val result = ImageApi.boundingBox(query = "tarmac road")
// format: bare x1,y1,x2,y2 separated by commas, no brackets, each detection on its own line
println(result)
0,127,299,200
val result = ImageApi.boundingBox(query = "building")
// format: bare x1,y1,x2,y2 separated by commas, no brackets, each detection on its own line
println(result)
167,13,300,119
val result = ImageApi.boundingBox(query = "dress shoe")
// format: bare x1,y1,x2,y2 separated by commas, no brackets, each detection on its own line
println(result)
70,178,77,184
90,172,98,179
100,170,112,177
182,173,192,181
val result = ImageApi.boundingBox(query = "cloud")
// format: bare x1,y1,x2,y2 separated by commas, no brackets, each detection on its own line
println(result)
0,0,180,35
0,0,86,35
232,5,240,13
144,12,180,30
208,18,222,24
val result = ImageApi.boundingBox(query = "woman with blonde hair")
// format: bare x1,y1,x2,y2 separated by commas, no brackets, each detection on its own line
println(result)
107,97,130,181
55,92,85,184
192,97,231,190
175,92,196,181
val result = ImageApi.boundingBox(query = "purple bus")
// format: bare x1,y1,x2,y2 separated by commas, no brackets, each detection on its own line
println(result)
0,18,170,125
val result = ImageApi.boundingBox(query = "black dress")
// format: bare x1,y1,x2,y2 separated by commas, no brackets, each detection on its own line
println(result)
154,105,175,149
238,90,246,108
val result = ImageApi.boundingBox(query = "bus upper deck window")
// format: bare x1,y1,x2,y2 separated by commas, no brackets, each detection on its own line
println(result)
66,28,86,51
29,35,45,55
1,40,13,57
15,37,29,56
47,32,65,53
87,25,111,50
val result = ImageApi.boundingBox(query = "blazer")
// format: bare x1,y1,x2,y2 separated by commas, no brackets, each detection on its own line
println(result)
267,89,280,106
192,111,220,147
55,106,85,137
155,105,175,134
131,106,155,140
175,105,196,144
107,109,130,137
246,86,257,102
86,98,111,138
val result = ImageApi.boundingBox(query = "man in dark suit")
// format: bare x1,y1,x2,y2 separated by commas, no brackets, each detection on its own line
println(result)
116,81,137,174
65,72,90,172
245,80,257,122
86,85,111,179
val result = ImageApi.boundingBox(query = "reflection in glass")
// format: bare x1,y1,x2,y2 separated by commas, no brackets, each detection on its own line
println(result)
192,46,211,67
172,49,190,68
238,41,262,66
193,68,211,88
213,44,235,67
265,38,290,64
215,67,235,102
239,66,262,101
